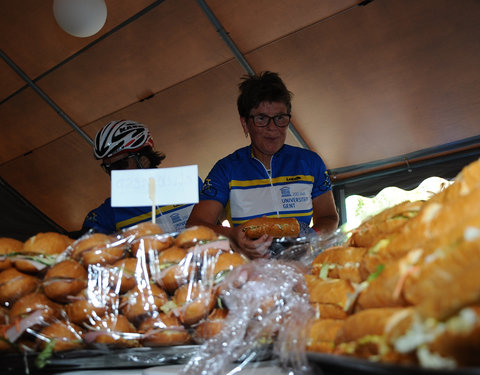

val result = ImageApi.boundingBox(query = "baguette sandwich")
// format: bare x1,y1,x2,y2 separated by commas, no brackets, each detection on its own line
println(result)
241,217,300,239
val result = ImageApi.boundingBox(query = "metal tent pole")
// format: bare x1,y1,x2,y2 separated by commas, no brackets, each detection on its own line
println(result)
0,49,93,146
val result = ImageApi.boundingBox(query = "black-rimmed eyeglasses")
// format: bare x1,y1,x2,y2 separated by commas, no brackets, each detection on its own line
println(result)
100,153,143,175
249,113,291,128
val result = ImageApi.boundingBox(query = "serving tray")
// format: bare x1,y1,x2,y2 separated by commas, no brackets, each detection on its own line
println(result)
307,352,480,375
0,345,199,374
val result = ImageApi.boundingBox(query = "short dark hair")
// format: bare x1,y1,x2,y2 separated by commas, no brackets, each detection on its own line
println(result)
237,71,293,118
138,146,165,168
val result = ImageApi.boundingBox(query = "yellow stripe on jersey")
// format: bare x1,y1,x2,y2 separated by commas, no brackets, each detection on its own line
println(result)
116,205,181,230
229,175,314,188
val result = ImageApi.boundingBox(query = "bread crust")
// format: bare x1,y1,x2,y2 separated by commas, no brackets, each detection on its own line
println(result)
308,278,355,311
9,292,61,322
23,232,73,256
130,234,174,258
241,217,300,239
121,284,169,324
70,233,114,260
89,313,137,347
311,246,367,283
357,251,416,310
334,307,406,359
0,268,39,304
173,282,215,326
194,308,228,341
37,320,84,351
0,238,23,270
64,289,110,324
175,226,218,248
139,313,191,346
404,239,480,320
307,318,344,353
122,222,164,237
349,200,424,248
43,260,87,302
426,306,480,367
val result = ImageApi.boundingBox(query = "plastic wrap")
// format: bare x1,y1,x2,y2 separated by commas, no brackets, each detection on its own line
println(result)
0,223,341,374
179,259,314,375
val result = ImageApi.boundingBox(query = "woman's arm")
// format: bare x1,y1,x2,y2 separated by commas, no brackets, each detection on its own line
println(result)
311,191,339,234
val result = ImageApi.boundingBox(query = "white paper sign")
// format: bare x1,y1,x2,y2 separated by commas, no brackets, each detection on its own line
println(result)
111,165,199,207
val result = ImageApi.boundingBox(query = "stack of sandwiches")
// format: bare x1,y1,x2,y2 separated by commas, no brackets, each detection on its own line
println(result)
306,158,480,369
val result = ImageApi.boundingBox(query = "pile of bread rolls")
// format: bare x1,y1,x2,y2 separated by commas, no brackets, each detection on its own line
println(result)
306,157,480,369
0,223,248,356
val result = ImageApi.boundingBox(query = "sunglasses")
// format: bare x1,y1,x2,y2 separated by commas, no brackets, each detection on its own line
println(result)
100,153,142,175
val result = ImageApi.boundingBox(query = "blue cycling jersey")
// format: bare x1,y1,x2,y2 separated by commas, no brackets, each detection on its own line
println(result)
200,144,331,226
82,177,203,234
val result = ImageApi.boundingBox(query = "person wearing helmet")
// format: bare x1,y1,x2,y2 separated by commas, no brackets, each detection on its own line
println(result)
81,120,202,235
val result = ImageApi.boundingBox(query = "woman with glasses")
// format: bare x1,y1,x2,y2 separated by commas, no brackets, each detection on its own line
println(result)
81,120,201,235
187,71,339,258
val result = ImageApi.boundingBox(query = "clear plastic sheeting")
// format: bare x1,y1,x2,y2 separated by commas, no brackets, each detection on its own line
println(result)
0,223,341,374
179,259,315,375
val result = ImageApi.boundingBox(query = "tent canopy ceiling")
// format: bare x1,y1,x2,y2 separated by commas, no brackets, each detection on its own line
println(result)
1,0,480,236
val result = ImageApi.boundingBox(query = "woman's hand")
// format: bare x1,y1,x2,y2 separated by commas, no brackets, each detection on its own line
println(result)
230,225,273,259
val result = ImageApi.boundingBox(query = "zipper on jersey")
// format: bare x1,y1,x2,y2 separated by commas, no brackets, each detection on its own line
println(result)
252,155,281,217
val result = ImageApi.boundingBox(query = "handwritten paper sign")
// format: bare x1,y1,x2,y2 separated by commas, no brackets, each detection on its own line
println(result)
111,165,199,207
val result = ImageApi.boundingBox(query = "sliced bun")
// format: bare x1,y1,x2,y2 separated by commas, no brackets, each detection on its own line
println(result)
23,232,73,256
139,313,191,346
70,233,114,260
37,320,84,351
173,282,215,326
175,226,218,248
194,308,228,341
120,284,169,324
0,238,23,270
0,268,39,305
43,260,87,302
122,222,164,238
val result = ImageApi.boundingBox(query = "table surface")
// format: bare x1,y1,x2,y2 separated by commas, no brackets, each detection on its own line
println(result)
53,361,289,375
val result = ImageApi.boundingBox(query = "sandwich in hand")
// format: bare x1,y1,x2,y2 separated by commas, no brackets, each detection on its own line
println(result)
241,217,300,239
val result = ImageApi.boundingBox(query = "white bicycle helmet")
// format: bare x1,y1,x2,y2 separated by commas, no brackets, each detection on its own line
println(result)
94,120,154,159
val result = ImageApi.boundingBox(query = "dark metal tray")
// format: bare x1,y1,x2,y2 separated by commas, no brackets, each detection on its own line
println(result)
307,352,480,375
0,345,199,374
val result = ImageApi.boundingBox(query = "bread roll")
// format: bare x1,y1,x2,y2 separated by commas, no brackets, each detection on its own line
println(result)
130,234,174,258
334,307,407,359
9,292,61,322
311,246,367,283
16,232,73,273
0,268,39,305
122,221,164,238
87,313,137,347
348,200,424,248
173,282,215,326
139,313,191,346
241,217,300,239
64,288,113,324
43,260,87,302
37,320,84,352
150,246,192,293
0,237,23,270
110,257,141,293
307,318,344,353
70,233,114,260
121,284,169,325
308,278,356,313
175,226,218,249
194,308,228,341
